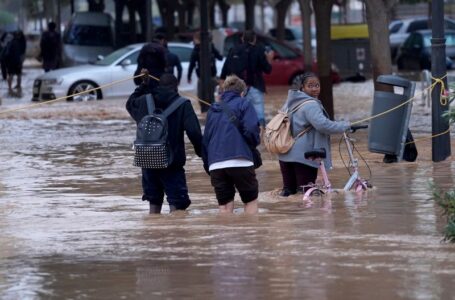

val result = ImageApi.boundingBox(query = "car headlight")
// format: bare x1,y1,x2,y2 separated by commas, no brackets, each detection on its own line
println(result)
42,78,63,85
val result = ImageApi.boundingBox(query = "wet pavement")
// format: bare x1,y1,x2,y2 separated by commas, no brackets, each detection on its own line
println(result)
1,75,455,299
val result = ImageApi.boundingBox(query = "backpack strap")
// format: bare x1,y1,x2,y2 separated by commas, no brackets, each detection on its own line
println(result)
145,94,155,114
162,97,188,118
289,100,317,114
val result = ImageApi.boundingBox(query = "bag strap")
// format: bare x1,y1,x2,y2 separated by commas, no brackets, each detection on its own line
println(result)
220,101,258,150
288,99,317,114
296,126,312,138
220,101,240,129
162,96,188,118
145,94,155,114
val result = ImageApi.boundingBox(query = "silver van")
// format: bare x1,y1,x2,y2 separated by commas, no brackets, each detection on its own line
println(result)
62,12,114,66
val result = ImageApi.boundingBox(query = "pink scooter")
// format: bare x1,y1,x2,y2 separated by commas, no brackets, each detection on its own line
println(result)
303,125,369,201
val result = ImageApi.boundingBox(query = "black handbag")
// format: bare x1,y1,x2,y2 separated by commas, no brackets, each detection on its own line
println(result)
220,102,262,169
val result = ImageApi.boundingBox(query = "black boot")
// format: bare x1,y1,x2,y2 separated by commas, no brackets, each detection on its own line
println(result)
149,203,162,214
169,205,177,213
279,188,296,197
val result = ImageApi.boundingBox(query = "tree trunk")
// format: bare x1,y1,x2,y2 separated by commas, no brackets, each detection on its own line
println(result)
177,1,186,33
186,0,196,28
298,0,313,71
275,0,293,42
218,0,230,27
312,0,334,119
157,0,176,40
244,0,257,30
364,0,397,91
209,0,216,28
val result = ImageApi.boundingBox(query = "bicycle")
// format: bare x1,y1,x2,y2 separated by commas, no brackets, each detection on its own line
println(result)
302,125,370,202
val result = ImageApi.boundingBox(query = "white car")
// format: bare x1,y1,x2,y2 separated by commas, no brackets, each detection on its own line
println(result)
32,42,224,101
389,17,455,61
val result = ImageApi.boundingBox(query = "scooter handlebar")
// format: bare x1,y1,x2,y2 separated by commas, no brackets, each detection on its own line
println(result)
349,124,368,133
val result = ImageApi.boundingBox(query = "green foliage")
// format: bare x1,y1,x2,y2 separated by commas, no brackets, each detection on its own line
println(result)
431,183,455,242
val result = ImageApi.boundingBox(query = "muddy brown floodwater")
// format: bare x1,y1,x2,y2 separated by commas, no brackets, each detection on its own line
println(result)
1,86,455,299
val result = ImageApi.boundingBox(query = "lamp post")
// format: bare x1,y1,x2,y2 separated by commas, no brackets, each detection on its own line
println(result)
431,0,451,162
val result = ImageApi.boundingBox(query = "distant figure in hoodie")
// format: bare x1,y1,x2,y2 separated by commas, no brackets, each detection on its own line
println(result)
202,75,260,214
126,73,202,214
278,72,351,197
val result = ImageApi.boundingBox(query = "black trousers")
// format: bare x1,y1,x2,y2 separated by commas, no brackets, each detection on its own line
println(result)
279,161,318,192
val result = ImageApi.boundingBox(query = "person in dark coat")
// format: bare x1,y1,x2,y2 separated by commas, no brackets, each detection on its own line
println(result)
187,31,223,113
0,31,13,81
4,30,26,95
126,73,203,214
220,30,274,127
154,33,183,84
133,40,166,89
202,75,260,214
39,22,61,72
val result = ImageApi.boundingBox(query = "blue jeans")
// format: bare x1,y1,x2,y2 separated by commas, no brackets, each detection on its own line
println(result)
245,86,265,127
141,167,191,210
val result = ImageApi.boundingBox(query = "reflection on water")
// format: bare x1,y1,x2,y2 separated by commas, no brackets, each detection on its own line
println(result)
0,119,455,299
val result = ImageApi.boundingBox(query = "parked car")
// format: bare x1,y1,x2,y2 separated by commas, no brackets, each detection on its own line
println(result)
389,17,455,61
268,26,316,51
32,42,224,101
396,29,455,71
62,12,115,67
223,32,340,86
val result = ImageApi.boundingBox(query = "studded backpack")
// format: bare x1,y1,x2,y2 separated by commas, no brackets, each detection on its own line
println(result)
133,94,187,169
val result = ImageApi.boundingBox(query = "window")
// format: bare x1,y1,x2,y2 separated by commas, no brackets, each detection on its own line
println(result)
168,46,192,62
266,39,298,59
407,20,429,33
64,25,113,47
95,46,137,66
389,21,403,34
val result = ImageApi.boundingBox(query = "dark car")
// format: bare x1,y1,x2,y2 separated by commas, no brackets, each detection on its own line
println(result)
396,29,455,71
223,32,340,86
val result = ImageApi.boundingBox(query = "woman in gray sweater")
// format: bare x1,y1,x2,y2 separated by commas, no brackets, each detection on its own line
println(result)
278,72,351,197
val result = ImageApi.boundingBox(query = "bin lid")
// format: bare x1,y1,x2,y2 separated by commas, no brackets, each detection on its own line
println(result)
331,24,369,40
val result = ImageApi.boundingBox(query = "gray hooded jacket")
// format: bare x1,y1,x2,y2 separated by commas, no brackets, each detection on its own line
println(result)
278,89,350,169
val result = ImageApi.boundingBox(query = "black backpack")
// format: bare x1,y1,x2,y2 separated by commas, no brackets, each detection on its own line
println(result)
226,44,250,81
133,94,187,169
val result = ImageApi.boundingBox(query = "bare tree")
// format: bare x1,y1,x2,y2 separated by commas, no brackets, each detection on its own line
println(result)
297,0,313,71
274,0,293,42
312,0,335,119
364,0,398,90
244,0,257,30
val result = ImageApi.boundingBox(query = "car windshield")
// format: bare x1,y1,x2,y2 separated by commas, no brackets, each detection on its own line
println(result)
389,21,403,34
63,25,113,46
94,47,135,65
422,33,455,47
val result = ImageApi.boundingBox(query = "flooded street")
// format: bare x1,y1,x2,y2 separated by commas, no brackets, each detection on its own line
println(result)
1,87,455,299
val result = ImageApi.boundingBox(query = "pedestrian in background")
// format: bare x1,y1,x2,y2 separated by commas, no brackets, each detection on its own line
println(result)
202,75,260,214
39,22,61,72
3,30,26,96
133,38,166,89
220,30,273,128
154,33,183,85
187,31,223,113
0,31,13,81
126,73,202,214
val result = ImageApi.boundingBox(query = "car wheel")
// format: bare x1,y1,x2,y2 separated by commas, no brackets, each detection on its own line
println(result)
67,81,102,101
